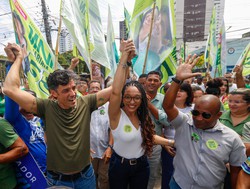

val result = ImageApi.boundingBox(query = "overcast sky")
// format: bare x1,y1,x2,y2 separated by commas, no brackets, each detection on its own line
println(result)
0,0,249,55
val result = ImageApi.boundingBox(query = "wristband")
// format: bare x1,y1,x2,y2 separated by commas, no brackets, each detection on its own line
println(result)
127,61,132,66
108,144,113,149
172,77,183,85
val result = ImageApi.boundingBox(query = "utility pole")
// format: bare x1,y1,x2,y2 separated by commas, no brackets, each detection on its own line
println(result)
41,0,53,49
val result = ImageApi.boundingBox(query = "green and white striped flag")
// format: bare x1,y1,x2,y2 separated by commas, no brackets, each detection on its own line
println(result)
215,20,226,77
106,5,119,77
124,4,131,40
61,0,92,70
205,6,217,77
89,0,110,72
236,42,250,76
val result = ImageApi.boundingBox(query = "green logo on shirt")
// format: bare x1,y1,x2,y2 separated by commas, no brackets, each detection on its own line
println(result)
191,132,200,142
100,109,105,115
206,139,218,150
124,125,132,133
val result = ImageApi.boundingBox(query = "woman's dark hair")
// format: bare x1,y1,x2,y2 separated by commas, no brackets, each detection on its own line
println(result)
47,69,78,91
220,77,229,94
230,88,250,112
121,81,155,156
206,78,223,97
179,83,193,107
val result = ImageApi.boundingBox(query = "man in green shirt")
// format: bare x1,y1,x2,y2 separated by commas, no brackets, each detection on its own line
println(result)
0,118,28,189
3,42,119,188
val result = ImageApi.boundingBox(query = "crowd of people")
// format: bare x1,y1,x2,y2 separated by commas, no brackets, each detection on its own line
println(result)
0,40,249,189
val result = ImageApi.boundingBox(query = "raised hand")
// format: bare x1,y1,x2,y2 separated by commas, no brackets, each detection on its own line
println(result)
69,57,80,70
233,65,243,76
4,43,23,62
120,39,136,60
175,54,201,81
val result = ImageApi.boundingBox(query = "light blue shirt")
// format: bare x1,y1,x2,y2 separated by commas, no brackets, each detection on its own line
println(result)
150,93,170,136
90,103,110,158
172,111,246,189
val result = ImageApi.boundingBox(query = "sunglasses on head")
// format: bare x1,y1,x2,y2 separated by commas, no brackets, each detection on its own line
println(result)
191,110,212,119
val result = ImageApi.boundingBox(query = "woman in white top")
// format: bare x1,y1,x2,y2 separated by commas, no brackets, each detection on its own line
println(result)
108,40,174,189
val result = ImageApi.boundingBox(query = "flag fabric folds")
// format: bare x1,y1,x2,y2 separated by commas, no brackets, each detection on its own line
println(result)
60,0,92,71
10,0,58,98
205,6,217,77
130,0,177,83
124,5,131,40
61,0,110,76
89,0,110,72
236,42,250,77
106,5,119,77
214,20,226,77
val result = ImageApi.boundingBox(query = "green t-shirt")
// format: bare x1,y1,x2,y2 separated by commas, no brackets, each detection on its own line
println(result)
0,118,18,189
36,94,97,173
0,96,5,116
220,110,250,136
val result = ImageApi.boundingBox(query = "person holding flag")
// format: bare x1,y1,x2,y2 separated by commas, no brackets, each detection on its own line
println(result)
3,42,112,188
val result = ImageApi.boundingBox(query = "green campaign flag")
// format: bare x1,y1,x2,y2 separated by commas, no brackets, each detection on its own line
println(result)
180,43,185,61
89,0,110,72
237,42,250,77
124,5,131,40
106,5,118,77
73,44,84,61
132,0,154,19
61,0,92,71
159,0,177,85
61,0,110,77
10,0,59,98
215,20,226,77
205,6,217,77
130,0,177,81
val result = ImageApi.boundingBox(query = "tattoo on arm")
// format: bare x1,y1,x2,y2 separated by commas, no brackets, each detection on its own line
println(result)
98,97,105,106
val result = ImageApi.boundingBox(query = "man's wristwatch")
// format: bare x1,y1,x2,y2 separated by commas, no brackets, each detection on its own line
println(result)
172,77,183,85
127,61,132,66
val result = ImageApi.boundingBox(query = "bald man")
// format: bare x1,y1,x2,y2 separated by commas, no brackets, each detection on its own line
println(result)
162,55,246,189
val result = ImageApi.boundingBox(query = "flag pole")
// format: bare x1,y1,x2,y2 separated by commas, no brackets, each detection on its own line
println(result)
54,16,62,71
86,0,92,80
142,1,156,74
54,0,63,71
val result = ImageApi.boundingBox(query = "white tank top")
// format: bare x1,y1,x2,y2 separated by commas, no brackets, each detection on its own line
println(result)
111,109,145,159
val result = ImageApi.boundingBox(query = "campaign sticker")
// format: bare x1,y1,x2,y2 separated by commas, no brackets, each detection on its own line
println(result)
206,139,218,150
124,125,132,133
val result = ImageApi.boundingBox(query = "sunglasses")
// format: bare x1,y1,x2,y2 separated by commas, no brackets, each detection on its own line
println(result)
191,110,212,119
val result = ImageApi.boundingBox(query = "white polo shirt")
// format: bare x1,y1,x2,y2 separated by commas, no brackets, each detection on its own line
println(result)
172,111,246,189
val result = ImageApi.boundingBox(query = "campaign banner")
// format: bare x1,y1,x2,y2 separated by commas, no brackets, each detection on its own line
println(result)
16,152,47,189
130,0,176,81
9,0,58,98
